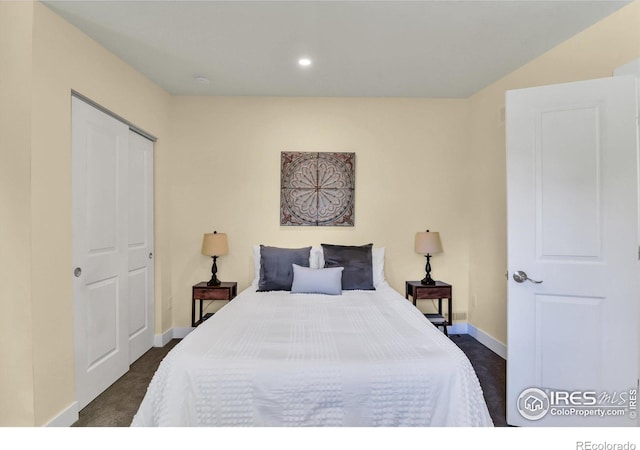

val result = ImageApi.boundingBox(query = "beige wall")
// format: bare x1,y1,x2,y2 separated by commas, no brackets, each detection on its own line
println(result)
467,0,640,344
0,1,172,426
3,0,640,427
0,1,36,426
168,97,471,324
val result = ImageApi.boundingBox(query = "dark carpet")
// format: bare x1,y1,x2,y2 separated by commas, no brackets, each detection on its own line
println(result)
72,334,506,427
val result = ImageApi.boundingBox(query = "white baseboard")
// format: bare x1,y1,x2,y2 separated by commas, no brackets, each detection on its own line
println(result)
446,322,506,360
153,328,174,347
466,323,507,360
172,327,194,339
45,401,78,427
154,327,193,346
448,322,468,335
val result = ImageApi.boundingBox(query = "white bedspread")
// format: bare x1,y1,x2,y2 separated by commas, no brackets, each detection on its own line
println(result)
131,285,493,426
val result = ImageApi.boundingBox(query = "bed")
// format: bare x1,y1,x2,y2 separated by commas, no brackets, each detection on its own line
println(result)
131,245,493,427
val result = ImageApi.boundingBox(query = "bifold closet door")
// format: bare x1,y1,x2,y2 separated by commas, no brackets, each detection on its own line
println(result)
72,97,155,409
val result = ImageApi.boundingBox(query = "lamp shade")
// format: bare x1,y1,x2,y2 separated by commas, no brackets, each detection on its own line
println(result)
201,232,228,257
415,231,443,255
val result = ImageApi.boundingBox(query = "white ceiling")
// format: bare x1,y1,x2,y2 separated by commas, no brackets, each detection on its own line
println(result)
42,0,630,98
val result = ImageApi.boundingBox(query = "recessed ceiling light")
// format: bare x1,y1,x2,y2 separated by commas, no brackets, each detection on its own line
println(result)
298,58,312,67
193,75,210,84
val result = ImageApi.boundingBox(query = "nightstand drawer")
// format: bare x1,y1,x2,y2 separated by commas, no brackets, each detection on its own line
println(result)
193,287,232,300
414,286,451,299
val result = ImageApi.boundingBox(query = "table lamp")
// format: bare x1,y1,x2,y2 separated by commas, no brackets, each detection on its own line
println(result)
415,230,443,285
201,231,228,286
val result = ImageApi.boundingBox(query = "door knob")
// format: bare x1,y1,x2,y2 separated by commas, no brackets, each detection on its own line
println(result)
513,270,542,284
74,267,82,277
149,252,153,259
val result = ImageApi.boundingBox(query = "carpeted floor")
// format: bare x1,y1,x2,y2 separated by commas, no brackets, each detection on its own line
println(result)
72,334,506,427
71,339,180,427
450,334,507,426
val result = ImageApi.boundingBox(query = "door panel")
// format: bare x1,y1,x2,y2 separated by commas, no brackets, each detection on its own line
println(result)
537,106,600,259
72,97,130,410
506,76,639,426
86,277,119,368
128,267,148,336
535,295,603,391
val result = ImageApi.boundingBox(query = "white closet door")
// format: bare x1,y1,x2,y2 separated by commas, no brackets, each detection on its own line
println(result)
127,131,154,363
72,97,130,409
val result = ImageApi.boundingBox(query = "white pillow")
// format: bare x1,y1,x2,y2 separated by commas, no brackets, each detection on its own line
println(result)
252,245,321,286
252,245,261,286
290,264,344,295
372,247,387,288
317,246,386,288
310,246,323,269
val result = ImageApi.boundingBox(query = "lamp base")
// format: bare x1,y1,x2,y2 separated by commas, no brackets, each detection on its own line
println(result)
207,256,221,286
207,277,221,286
421,276,436,286
421,254,436,285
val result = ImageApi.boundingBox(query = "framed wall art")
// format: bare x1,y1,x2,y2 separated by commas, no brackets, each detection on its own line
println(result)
280,152,355,226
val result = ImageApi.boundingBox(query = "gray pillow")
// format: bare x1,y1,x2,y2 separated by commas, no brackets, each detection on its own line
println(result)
321,243,375,290
258,245,312,291
291,264,344,295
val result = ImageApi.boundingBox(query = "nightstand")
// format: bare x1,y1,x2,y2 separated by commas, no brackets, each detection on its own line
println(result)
405,280,452,336
192,281,237,327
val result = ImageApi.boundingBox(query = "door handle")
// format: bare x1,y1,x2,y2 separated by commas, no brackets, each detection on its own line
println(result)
513,270,542,284
149,252,153,259
74,267,82,277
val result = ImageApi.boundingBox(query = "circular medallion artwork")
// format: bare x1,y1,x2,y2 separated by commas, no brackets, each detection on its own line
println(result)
281,152,355,226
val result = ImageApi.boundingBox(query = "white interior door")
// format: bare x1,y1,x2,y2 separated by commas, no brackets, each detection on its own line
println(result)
506,75,639,426
127,131,154,363
72,97,130,409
